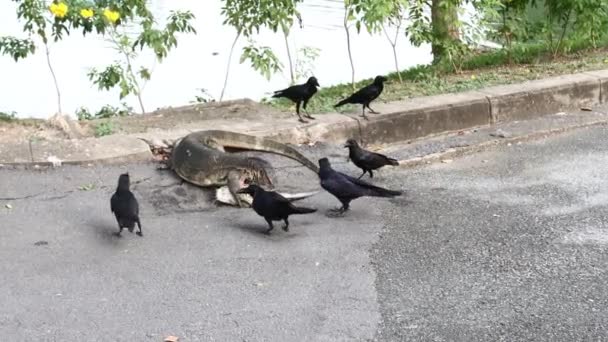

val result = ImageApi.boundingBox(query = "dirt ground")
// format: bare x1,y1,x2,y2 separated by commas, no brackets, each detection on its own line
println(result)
83,99,291,135
0,120,65,145
1,99,293,144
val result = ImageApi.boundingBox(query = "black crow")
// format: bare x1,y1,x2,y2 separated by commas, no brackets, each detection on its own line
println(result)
345,138,399,179
237,184,317,234
334,75,388,120
110,173,143,237
272,76,320,123
317,157,401,215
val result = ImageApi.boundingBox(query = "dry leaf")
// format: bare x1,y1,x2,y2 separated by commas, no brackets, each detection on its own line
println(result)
581,107,593,111
164,336,179,342
5,203,12,209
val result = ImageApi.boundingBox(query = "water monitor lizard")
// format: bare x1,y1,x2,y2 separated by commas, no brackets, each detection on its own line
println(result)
170,130,320,207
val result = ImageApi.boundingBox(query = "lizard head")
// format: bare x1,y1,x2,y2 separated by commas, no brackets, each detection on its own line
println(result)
236,183,262,195
242,157,273,187
202,136,224,151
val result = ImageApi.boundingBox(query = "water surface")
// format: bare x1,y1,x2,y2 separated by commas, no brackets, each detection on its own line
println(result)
1,0,435,118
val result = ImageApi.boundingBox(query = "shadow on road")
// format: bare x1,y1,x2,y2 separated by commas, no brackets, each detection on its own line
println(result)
230,220,308,241
87,218,126,246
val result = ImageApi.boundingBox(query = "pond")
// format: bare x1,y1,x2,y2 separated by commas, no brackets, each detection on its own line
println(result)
1,0,441,119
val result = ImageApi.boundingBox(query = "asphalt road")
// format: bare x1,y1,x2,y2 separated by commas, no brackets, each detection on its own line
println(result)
2,125,608,341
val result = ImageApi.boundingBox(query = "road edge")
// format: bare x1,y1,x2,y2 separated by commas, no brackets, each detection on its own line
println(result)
4,69,608,167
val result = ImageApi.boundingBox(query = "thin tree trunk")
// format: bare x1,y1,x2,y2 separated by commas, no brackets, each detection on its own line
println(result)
283,28,295,85
343,3,355,89
501,7,512,64
126,65,146,114
44,43,62,114
547,11,555,54
382,20,403,83
554,8,572,58
220,31,241,102
109,27,146,114
122,52,145,114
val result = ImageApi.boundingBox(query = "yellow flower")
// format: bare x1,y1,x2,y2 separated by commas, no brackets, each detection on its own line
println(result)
49,2,68,18
103,8,120,23
80,8,94,19
471,75,477,80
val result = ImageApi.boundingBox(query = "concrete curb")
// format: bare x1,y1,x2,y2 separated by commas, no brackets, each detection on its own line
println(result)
479,72,602,123
264,69,608,147
4,69,608,167
264,113,363,144
0,135,152,168
0,151,153,168
355,91,492,145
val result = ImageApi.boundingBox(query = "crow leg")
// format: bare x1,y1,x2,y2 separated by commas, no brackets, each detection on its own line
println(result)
264,218,274,234
115,223,123,237
303,100,315,120
368,170,374,178
360,105,369,120
282,217,290,232
366,103,380,114
357,170,367,179
136,219,143,237
327,201,350,217
296,101,308,123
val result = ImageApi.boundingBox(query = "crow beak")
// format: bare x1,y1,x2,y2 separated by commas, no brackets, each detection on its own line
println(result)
236,188,248,194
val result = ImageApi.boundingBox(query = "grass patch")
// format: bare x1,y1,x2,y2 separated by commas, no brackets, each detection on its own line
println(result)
94,121,115,137
0,111,44,127
265,38,608,115
0,111,17,122
76,103,133,121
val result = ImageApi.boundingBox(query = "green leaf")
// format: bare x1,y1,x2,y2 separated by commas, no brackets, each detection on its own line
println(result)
239,51,248,64
138,67,151,80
